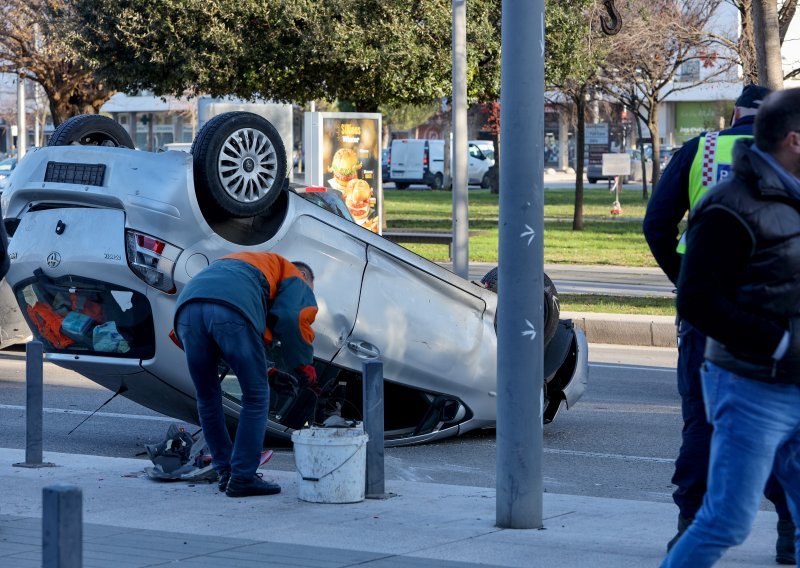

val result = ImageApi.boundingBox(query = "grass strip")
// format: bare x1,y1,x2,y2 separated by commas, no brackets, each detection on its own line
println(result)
384,188,670,266
559,294,675,316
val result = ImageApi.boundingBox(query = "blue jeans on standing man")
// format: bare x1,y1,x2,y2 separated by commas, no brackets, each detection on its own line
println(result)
661,361,800,567
176,302,270,481
673,321,791,520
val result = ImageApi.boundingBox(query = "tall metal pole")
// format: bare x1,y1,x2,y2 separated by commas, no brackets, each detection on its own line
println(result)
17,74,26,159
496,0,544,528
451,0,469,279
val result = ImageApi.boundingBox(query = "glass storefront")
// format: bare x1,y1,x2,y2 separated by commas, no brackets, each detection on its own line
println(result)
674,101,734,145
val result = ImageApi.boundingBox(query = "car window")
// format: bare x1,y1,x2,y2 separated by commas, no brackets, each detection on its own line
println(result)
295,189,355,222
468,145,484,159
0,158,15,172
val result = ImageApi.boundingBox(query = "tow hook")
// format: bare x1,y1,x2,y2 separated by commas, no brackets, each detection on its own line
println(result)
600,0,622,35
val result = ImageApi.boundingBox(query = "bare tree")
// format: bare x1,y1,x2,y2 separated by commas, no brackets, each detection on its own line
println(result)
546,0,609,230
602,0,731,193
0,0,115,126
723,1,798,81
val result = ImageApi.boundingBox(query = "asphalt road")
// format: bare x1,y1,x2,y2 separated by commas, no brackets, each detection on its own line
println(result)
0,344,684,505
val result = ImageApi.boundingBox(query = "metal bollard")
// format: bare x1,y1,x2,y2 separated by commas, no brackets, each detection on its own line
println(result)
362,360,388,499
43,484,82,568
14,341,55,468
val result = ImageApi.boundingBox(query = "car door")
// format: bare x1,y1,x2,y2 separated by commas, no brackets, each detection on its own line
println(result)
331,245,488,400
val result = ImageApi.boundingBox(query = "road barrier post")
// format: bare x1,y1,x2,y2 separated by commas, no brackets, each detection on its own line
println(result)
362,360,387,498
43,484,82,568
14,340,55,468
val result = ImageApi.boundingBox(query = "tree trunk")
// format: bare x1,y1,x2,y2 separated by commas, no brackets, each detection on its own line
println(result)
442,119,452,191
647,105,661,197
573,95,586,231
489,135,500,194
737,0,759,84
752,0,784,89
636,117,648,198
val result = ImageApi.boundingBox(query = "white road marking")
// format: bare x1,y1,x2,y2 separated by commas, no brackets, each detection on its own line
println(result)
576,402,680,414
544,448,673,464
589,363,676,373
0,404,175,423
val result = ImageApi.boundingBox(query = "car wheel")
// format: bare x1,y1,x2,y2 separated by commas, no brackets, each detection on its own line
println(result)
191,111,287,218
481,173,491,189
588,178,597,184
395,182,410,190
48,115,135,148
480,267,560,347
430,173,444,190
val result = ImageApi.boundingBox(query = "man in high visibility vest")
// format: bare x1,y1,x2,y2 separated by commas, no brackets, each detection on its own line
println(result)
644,85,795,564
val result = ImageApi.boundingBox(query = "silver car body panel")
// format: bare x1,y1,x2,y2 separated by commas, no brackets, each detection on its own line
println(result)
0,279,31,348
3,145,586,445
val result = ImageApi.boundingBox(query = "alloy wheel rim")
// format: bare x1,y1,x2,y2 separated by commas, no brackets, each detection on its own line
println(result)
217,127,278,203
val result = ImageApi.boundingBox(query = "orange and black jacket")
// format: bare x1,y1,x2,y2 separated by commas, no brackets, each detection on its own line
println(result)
173,252,317,368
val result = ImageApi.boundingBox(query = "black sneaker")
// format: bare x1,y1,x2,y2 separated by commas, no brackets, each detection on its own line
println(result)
667,515,693,551
225,473,281,498
776,519,796,565
217,470,231,493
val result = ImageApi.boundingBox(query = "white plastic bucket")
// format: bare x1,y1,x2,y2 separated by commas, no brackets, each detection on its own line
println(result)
291,426,369,504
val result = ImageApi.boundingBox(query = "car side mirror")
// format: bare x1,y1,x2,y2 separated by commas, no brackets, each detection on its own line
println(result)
441,399,466,422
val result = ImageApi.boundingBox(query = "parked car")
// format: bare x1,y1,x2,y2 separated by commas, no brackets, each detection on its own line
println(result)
2,112,587,446
381,148,391,183
389,139,495,189
0,156,17,179
0,156,18,193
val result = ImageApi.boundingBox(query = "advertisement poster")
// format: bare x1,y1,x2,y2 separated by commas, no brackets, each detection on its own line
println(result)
305,112,382,234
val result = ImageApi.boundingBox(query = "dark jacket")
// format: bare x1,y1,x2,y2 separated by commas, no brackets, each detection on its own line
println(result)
173,252,317,369
0,216,8,281
643,116,756,285
677,139,800,383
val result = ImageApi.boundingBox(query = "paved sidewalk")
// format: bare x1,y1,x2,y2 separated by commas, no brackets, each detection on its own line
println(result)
0,449,781,567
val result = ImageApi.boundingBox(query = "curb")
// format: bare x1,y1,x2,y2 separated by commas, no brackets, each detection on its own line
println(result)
563,311,676,348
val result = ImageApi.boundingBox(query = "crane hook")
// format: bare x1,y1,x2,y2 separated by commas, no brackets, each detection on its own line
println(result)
600,0,622,36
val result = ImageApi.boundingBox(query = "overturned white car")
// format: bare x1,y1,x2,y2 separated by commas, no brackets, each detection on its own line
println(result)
2,113,587,446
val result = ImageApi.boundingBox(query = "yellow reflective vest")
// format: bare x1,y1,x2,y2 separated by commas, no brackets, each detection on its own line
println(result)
677,132,752,254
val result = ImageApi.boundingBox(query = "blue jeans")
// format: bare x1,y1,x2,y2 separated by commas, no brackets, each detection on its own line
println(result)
661,362,800,567
673,321,790,520
176,302,270,481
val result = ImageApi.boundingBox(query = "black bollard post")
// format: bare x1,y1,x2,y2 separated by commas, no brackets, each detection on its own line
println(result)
14,340,55,468
362,360,388,499
43,484,82,568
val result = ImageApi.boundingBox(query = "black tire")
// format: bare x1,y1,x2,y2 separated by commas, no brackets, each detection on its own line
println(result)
480,267,560,347
191,111,287,218
430,173,444,190
588,178,597,184
48,115,135,148
395,182,410,190
481,173,491,189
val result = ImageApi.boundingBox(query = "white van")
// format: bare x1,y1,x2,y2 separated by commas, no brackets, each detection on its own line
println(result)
389,139,494,189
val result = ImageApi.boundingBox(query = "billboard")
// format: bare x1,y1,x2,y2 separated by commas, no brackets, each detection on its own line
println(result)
304,112,382,233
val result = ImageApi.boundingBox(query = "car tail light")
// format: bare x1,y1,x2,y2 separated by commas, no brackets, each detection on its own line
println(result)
423,148,429,167
387,152,391,165
303,186,327,193
125,230,182,293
